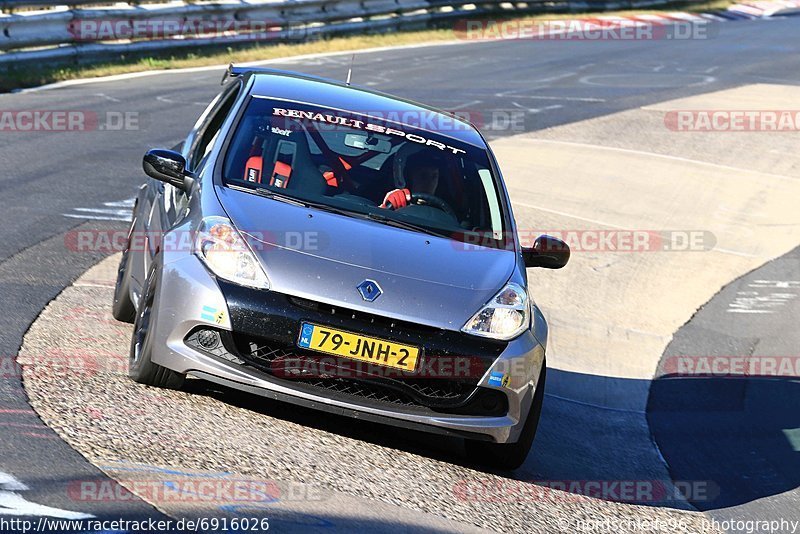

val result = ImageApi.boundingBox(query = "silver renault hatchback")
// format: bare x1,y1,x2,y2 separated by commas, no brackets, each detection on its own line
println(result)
113,66,569,469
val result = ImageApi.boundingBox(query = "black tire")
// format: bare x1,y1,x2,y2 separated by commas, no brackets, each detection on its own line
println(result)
112,217,137,323
465,365,546,470
128,260,185,389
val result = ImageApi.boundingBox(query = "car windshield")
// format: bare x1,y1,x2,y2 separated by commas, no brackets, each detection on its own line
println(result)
222,97,508,248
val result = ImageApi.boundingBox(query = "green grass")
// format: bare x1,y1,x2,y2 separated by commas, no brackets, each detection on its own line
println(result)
0,0,734,92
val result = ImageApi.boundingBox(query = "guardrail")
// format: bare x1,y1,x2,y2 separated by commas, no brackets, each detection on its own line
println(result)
0,0,686,68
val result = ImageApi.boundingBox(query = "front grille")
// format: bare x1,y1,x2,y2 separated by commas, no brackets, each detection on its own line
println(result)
209,281,510,417
284,376,420,408
232,333,506,416
239,334,473,404
184,326,507,416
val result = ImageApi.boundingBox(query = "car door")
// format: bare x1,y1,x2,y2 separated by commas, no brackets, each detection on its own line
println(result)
141,80,243,277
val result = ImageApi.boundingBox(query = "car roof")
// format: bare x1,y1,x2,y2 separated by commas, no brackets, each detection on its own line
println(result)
245,70,488,148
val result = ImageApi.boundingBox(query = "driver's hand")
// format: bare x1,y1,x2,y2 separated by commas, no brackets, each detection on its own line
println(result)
381,188,411,209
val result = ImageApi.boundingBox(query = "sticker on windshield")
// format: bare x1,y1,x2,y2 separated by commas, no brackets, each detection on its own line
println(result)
272,107,466,155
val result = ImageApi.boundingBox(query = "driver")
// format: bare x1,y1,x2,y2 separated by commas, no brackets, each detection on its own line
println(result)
381,154,440,210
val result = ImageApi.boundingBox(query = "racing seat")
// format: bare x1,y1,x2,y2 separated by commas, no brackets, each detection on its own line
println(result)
243,119,328,197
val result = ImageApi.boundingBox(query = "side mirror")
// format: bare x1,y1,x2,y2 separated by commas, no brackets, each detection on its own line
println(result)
522,235,570,269
143,149,193,191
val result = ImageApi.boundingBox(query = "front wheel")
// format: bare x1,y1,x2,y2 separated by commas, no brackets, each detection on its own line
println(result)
465,365,546,470
128,259,184,389
112,217,137,323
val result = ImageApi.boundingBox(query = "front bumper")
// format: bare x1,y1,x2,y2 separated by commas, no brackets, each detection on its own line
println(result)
150,254,547,444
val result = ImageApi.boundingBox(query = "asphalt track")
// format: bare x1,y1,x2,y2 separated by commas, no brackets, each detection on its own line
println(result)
1,14,800,531
649,244,800,524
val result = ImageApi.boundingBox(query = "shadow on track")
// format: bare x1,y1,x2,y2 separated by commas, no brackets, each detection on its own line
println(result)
185,369,677,508
647,244,800,512
648,375,800,510
188,361,800,512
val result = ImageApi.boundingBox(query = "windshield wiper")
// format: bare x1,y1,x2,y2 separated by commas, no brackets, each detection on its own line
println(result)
366,212,444,238
250,187,367,218
241,185,443,237
250,187,307,207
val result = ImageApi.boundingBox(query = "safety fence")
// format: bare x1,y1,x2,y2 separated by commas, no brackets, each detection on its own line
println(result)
0,0,690,68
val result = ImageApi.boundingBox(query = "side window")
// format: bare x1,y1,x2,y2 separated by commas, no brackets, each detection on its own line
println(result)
187,84,241,172
478,168,503,239
164,83,240,224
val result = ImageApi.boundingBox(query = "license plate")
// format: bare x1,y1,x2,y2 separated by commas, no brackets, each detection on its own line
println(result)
297,322,420,372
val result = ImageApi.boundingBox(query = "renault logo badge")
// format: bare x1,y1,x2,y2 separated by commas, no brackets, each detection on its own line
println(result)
357,280,382,302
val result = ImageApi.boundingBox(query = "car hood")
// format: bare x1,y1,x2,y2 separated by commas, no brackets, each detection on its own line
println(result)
216,187,516,331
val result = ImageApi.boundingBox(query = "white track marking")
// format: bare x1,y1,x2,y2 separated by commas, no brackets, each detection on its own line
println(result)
100,200,136,208
579,73,716,88
713,248,760,258
753,75,800,84
0,473,27,492
512,201,627,228
63,197,134,222
510,102,562,114
73,208,133,216
0,472,94,519
63,215,131,222
750,280,800,289
73,282,116,288
727,281,800,313
663,11,709,21
156,95,208,106
699,13,728,21
93,93,121,103
510,95,606,102
495,73,577,97
513,200,759,259
448,99,482,110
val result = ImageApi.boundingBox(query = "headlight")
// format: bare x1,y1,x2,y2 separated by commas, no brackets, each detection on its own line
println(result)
462,282,529,340
194,216,270,290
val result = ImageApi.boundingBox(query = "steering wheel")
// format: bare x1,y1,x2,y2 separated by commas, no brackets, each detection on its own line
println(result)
409,193,458,220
